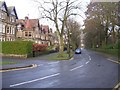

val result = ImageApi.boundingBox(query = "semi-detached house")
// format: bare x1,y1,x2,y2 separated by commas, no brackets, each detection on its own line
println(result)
0,1,18,41
16,17,51,45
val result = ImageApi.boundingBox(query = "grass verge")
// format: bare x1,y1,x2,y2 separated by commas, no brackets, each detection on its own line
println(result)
0,61,17,65
92,48,118,56
91,48,120,62
49,52,74,60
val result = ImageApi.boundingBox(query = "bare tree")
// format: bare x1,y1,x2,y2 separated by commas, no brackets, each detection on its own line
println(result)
34,0,82,55
66,19,81,50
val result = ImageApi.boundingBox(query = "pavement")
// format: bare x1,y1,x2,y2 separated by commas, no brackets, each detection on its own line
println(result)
0,59,37,72
0,52,58,71
1,52,71,72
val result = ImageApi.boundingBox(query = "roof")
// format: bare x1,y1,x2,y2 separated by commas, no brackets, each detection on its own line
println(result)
17,19,40,29
8,6,18,19
41,25,49,33
0,1,4,7
0,1,8,14
0,1,18,19
16,19,25,25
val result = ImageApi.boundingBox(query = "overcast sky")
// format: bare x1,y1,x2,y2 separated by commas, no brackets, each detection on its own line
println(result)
3,0,90,28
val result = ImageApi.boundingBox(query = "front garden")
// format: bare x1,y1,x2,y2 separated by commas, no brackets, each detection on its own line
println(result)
1,41,50,58
0,41,74,60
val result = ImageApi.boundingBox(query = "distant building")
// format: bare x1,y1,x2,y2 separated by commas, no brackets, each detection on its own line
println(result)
0,1,18,41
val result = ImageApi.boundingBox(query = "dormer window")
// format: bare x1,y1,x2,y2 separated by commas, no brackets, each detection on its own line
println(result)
1,13,5,20
1,5,6,12
10,16,15,22
17,24,21,30
1,12,7,20
12,17,15,22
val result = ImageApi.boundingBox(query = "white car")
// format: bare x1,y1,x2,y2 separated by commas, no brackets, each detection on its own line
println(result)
75,48,81,54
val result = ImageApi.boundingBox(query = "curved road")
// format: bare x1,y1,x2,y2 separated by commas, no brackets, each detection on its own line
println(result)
2,49,119,89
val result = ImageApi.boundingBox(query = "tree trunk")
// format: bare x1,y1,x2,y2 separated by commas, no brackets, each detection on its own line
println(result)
111,26,116,45
59,35,64,55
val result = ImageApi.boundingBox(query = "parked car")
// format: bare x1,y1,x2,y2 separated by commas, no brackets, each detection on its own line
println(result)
75,48,81,54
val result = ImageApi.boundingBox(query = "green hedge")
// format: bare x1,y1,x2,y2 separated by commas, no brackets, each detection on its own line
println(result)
1,41,33,55
92,48,118,56
101,44,118,49
0,42,2,53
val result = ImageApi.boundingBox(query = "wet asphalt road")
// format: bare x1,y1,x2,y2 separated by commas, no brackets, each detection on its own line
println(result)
2,49,119,88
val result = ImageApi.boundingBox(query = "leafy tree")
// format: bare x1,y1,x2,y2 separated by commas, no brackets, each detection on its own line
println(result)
84,2,119,48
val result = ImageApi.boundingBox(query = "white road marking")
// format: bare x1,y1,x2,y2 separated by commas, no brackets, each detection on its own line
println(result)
48,61,60,64
37,64,43,67
89,56,91,60
70,65,84,71
10,73,60,87
113,82,120,90
85,61,90,64
69,57,74,61
108,58,112,61
107,58,120,64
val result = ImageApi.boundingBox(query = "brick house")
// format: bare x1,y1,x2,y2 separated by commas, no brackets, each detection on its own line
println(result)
40,25,50,45
16,17,52,45
16,17,41,43
0,1,18,41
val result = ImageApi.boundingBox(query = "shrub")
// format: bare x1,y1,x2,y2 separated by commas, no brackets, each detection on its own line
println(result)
2,41,33,55
32,44,48,52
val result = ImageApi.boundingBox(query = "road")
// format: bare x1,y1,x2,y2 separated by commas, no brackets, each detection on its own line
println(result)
2,49,119,89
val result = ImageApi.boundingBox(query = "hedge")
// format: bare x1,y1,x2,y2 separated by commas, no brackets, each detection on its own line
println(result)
92,48,118,56
1,41,34,55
